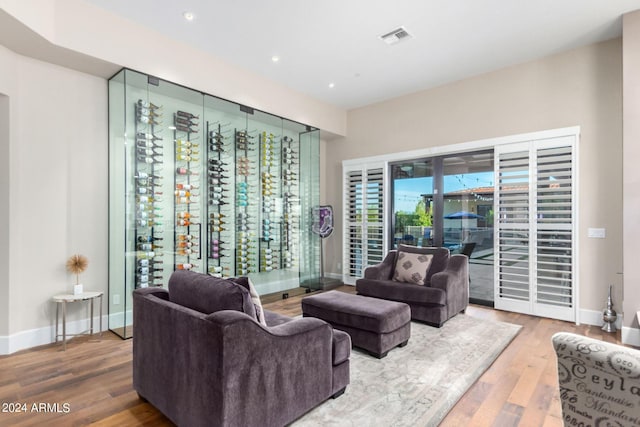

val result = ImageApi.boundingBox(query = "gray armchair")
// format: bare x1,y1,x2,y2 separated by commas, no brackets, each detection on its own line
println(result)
552,332,640,427
356,245,469,327
133,270,350,427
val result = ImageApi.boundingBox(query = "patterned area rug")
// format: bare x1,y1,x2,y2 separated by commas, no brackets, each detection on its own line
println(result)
294,314,522,427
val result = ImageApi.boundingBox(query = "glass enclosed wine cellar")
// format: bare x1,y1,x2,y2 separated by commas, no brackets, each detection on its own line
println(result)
108,69,321,338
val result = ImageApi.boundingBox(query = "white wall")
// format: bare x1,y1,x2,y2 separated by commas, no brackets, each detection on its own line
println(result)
0,45,108,353
323,39,624,327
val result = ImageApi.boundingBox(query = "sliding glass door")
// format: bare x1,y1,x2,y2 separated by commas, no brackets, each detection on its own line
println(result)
441,152,495,304
390,150,495,305
390,160,433,249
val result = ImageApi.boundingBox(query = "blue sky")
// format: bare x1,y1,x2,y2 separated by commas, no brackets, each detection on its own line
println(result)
394,172,494,213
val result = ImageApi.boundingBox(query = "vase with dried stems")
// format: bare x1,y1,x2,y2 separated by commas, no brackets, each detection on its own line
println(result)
66,254,88,295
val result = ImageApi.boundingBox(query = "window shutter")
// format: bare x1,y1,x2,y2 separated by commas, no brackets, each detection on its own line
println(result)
535,145,573,310
495,136,576,322
343,164,386,284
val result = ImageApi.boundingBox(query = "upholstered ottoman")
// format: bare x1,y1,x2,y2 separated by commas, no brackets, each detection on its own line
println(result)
302,291,411,358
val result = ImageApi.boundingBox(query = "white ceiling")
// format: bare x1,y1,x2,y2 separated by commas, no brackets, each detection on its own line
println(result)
85,0,640,110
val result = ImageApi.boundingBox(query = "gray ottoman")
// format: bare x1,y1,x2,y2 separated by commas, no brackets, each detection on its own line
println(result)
302,291,411,358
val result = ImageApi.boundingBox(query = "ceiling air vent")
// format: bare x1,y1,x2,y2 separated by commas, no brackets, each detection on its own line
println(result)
379,26,412,45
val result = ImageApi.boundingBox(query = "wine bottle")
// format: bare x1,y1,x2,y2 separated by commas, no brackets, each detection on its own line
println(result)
177,241,199,248
138,100,161,110
137,155,162,164
138,259,163,267
176,196,193,204
175,124,198,133
176,183,198,191
138,115,161,126
137,132,162,141
176,110,199,120
176,211,198,219
175,116,198,127
137,140,163,149
176,154,199,162
176,263,193,270
177,248,196,255
177,234,197,241
176,147,199,155
135,172,163,180
176,167,199,175
176,139,199,148
208,178,229,186
138,251,156,259
208,173,230,179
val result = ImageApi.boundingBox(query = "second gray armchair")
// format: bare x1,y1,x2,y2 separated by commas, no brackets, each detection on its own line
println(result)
356,245,469,327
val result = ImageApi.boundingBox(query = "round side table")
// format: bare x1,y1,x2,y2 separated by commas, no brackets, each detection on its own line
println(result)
52,291,103,351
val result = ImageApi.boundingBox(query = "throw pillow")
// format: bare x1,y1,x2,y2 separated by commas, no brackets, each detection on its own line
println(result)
397,245,450,283
392,251,434,285
168,270,257,320
230,277,267,326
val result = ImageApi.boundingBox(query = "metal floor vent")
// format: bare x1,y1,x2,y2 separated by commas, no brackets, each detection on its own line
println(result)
379,26,412,45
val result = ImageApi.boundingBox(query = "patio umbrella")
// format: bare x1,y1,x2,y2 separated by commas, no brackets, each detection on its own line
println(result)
444,211,484,220
444,211,484,246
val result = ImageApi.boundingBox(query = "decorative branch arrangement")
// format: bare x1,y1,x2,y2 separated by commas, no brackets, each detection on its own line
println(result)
66,254,89,285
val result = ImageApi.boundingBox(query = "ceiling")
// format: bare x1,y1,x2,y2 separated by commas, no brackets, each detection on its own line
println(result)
85,0,640,110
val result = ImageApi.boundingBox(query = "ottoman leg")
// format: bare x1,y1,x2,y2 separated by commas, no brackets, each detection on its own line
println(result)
372,350,389,359
398,340,409,348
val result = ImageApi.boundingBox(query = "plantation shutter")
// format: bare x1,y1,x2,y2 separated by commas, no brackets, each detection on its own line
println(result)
343,163,386,284
495,136,576,322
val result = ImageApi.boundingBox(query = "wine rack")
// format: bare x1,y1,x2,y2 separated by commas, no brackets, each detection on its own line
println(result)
207,121,234,277
282,136,301,271
235,129,259,276
174,110,201,272
108,69,321,339
134,99,164,289
260,132,279,272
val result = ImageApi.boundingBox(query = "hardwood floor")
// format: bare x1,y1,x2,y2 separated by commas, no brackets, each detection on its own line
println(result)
0,286,625,427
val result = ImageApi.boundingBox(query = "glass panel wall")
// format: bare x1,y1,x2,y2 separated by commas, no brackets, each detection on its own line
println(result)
108,69,320,338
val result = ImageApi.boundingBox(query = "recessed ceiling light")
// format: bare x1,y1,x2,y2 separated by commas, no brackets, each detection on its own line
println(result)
271,56,280,63
328,83,335,89
183,11,195,21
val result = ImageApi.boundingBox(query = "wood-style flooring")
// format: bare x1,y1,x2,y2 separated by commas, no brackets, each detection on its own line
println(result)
0,286,626,426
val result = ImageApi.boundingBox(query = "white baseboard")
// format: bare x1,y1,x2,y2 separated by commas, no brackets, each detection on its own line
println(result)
622,326,640,347
0,314,109,355
578,308,622,329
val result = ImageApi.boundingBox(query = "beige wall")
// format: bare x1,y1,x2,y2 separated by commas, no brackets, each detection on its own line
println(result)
0,45,108,347
324,39,624,318
623,11,640,334
0,94,8,336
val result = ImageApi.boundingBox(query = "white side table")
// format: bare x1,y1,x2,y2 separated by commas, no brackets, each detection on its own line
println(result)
53,291,103,351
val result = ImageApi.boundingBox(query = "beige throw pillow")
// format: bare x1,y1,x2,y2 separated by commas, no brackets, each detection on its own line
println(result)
393,251,433,285
246,277,267,326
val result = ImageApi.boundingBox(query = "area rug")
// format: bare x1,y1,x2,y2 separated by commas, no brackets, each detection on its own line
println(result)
294,314,522,427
